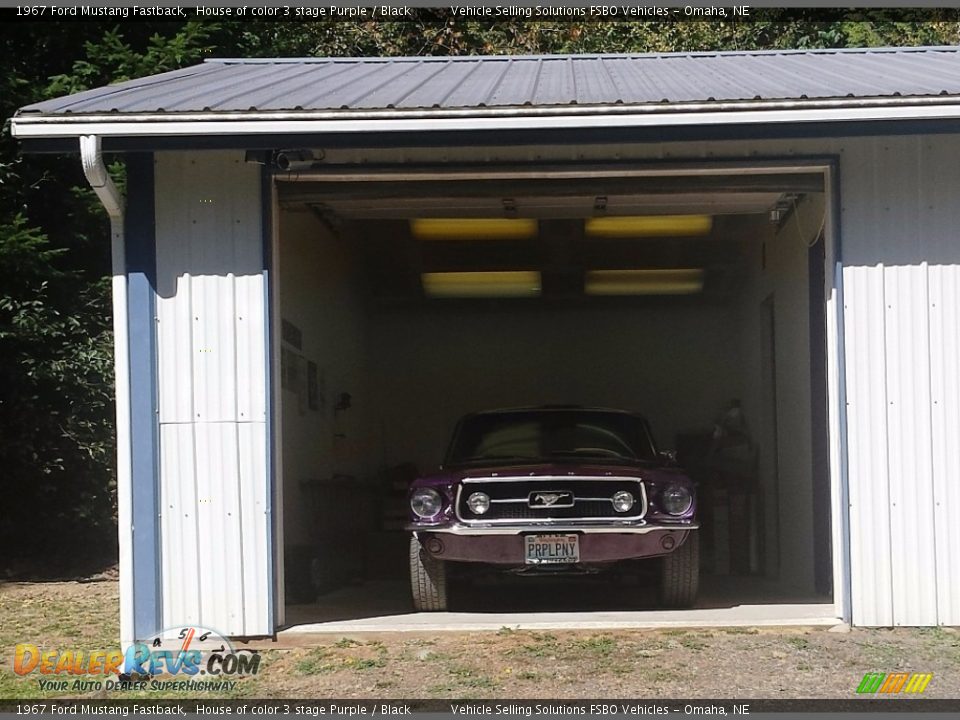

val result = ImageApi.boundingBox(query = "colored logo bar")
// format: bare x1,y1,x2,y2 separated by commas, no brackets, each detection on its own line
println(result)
857,672,933,695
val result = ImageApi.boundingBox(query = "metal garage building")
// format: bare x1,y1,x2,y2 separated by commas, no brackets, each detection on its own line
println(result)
12,47,960,642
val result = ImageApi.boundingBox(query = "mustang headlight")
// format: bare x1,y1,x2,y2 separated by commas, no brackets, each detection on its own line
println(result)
661,485,692,515
467,492,491,515
410,488,442,518
612,490,635,513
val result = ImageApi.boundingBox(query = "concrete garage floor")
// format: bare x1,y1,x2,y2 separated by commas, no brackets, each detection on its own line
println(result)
281,576,837,635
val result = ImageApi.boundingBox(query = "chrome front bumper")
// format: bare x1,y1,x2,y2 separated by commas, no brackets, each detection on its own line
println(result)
407,521,699,536
410,523,698,564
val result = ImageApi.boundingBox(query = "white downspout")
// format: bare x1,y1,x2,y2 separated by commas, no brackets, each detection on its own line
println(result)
80,135,134,647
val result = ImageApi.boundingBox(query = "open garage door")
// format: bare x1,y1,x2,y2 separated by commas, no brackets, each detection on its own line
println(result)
270,160,837,629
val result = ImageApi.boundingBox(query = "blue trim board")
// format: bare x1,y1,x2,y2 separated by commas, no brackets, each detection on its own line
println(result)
125,153,162,641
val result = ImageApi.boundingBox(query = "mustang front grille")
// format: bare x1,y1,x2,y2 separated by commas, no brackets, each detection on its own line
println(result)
455,477,647,523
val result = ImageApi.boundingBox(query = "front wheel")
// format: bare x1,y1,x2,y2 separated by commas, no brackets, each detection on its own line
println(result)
409,536,448,611
659,532,699,608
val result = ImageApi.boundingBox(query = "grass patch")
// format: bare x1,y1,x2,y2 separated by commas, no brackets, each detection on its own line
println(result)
786,637,811,651
296,643,388,674
680,637,708,652
720,627,760,635
296,649,336,676
423,664,499,695
643,668,675,683
570,636,617,656
461,676,497,689
448,665,497,689
420,650,454,662
345,656,387,671
426,683,458,695
518,633,560,658
346,641,388,672
857,640,901,665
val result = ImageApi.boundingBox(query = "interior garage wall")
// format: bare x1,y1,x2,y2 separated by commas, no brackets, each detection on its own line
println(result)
367,303,740,473
737,194,825,594
277,208,372,588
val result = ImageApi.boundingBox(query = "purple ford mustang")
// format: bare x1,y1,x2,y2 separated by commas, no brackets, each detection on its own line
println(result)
407,406,699,611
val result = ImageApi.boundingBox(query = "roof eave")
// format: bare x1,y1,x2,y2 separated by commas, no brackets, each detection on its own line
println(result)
13,97,960,139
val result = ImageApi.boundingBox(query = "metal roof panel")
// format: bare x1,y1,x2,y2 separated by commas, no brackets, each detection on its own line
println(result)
17,47,960,117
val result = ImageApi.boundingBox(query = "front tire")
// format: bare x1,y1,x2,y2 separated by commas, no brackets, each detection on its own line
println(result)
410,535,448,611
659,532,699,608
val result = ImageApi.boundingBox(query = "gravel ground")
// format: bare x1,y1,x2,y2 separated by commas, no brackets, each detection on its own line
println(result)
2,580,958,700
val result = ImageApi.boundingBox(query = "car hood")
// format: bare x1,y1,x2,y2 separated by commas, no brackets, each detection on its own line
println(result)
414,461,688,488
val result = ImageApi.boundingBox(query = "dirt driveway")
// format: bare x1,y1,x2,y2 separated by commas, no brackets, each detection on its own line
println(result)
1,580,958,700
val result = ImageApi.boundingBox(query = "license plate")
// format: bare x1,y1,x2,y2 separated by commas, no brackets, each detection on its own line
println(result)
524,533,580,565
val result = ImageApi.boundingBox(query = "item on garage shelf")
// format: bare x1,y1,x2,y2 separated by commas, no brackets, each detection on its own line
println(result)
707,399,758,575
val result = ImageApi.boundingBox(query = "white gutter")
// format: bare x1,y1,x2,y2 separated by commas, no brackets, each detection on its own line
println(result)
80,135,134,647
13,98,960,139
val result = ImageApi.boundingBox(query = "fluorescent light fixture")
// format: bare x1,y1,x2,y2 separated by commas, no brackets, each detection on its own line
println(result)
422,271,542,298
585,269,705,296
585,215,713,238
411,218,538,241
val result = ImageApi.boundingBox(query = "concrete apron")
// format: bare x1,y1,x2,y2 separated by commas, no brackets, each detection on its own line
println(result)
277,579,838,636
280,604,838,636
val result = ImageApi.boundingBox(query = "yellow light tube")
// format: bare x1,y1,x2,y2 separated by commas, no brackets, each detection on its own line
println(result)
585,269,705,296
585,215,713,238
411,218,538,241
422,271,542,298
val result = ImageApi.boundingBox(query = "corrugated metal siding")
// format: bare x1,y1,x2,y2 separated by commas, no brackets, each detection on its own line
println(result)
922,136,960,627
842,263,894,626
929,264,960,625
18,47,960,116
884,263,937,626
838,136,960,626
155,151,270,636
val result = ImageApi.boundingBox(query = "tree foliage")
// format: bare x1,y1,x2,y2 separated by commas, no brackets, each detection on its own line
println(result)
1,16,958,572
0,217,114,557
0,22,227,569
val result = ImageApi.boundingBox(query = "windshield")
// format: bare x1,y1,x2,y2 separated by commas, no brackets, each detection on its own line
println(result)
446,410,658,465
